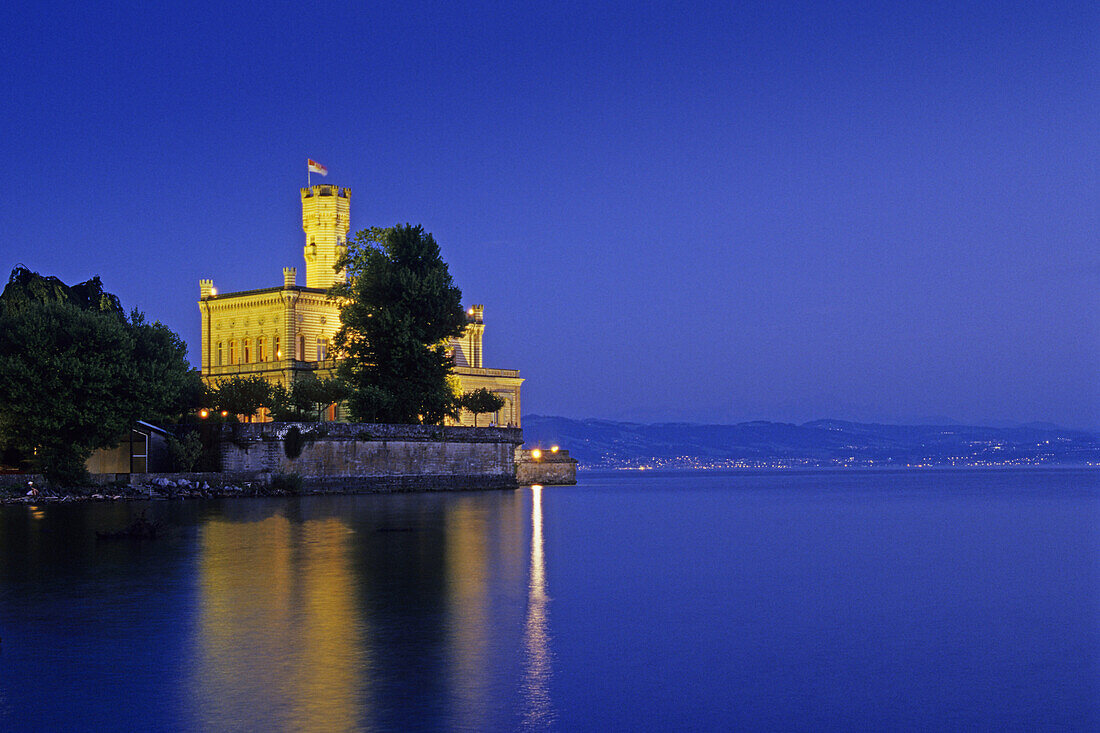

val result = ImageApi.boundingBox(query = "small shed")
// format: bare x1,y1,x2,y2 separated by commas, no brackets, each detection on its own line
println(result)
86,422,171,475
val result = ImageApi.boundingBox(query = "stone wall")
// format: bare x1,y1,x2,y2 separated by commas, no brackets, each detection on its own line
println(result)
219,423,524,491
516,448,578,486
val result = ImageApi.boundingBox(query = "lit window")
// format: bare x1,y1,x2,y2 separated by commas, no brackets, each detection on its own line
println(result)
228,341,236,364
216,342,223,366
274,336,281,360
243,339,251,363
317,338,327,361
258,337,266,362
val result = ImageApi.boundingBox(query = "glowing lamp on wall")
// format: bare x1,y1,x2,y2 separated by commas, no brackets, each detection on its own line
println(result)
531,449,542,460
551,445,559,453
199,409,209,419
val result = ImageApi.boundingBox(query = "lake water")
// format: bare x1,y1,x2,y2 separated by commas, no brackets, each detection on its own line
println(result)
0,469,1097,731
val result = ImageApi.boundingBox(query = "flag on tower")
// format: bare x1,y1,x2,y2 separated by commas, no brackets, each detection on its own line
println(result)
307,159,328,176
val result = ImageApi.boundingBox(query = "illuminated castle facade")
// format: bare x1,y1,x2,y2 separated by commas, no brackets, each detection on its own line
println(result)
198,183,523,425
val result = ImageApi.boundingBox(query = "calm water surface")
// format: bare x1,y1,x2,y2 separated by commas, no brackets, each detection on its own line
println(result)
0,469,1097,731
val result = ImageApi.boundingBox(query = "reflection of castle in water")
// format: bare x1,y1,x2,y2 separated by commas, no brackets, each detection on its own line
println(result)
187,493,547,730
190,512,366,731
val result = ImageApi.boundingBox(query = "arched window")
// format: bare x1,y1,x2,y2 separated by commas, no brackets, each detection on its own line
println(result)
298,335,306,361
228,340,236,365
258,337,266,362
274,336,281,360
243,339,251,363
216,342,223,366
317,338,327,361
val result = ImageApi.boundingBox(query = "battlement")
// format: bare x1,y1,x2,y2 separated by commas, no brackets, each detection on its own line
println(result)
282,267,296,287
300,184,351,199
466,304,485,324
199,279,214,298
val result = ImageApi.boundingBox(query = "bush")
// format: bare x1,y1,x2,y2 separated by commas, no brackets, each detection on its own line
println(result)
284,426,304,459
166,431,203,472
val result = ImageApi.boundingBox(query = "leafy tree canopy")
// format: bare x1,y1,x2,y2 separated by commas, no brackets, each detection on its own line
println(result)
207,375,273,420
332,225,468,424
2,265,125,317
207,373,348,423
459,388,506,427
0,267,194,485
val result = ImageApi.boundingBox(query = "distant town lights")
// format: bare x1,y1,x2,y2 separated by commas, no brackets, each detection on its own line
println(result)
199,409,209,419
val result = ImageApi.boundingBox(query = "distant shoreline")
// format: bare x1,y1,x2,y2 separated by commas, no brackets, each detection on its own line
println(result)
578,463,1099,473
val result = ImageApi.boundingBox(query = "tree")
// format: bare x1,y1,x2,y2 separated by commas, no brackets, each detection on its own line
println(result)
296,373,349,422
459,388,506,427
127,311,198,423
0,268,194,485
208,375,273,421
269,373,349,422
332,225,468,424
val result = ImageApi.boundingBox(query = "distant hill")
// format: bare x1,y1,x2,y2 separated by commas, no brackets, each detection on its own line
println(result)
521,415,1100,469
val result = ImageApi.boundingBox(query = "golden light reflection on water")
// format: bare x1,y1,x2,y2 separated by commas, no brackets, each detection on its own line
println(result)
182,492,553,730
521,485,554,728
444,498,490,730
192,514,365,732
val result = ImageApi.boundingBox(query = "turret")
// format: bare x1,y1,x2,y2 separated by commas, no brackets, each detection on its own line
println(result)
301,184,351,289
464,304,485,368
283,267,296,287
199,279,214,298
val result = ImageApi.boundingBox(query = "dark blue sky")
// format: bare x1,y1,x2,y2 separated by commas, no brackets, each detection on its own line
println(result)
1,1,1096,427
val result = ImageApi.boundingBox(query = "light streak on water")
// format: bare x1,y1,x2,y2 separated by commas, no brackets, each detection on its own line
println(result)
520,485,553,729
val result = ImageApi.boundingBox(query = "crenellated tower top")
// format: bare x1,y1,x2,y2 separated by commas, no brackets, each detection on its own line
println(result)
300,184,351,289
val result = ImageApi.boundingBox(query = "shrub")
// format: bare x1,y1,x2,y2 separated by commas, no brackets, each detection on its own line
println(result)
284,426,304,459
166,431,203,472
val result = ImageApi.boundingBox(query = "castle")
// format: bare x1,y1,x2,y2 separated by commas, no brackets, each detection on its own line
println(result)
198,183,523,426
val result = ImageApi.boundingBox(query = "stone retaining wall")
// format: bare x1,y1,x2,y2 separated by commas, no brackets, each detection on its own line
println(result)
2,425,526,495
219,423,523,491
516,448,578,485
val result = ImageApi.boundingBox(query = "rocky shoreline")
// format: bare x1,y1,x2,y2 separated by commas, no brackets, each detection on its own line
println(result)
0,477,302,504
0,473,523,504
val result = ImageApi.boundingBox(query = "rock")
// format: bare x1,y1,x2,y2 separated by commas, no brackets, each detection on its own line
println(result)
91,494,105,500
178,479,191,488
153,478,171,487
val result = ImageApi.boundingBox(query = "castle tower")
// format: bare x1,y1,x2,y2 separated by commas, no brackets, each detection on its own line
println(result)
301,184,351,289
